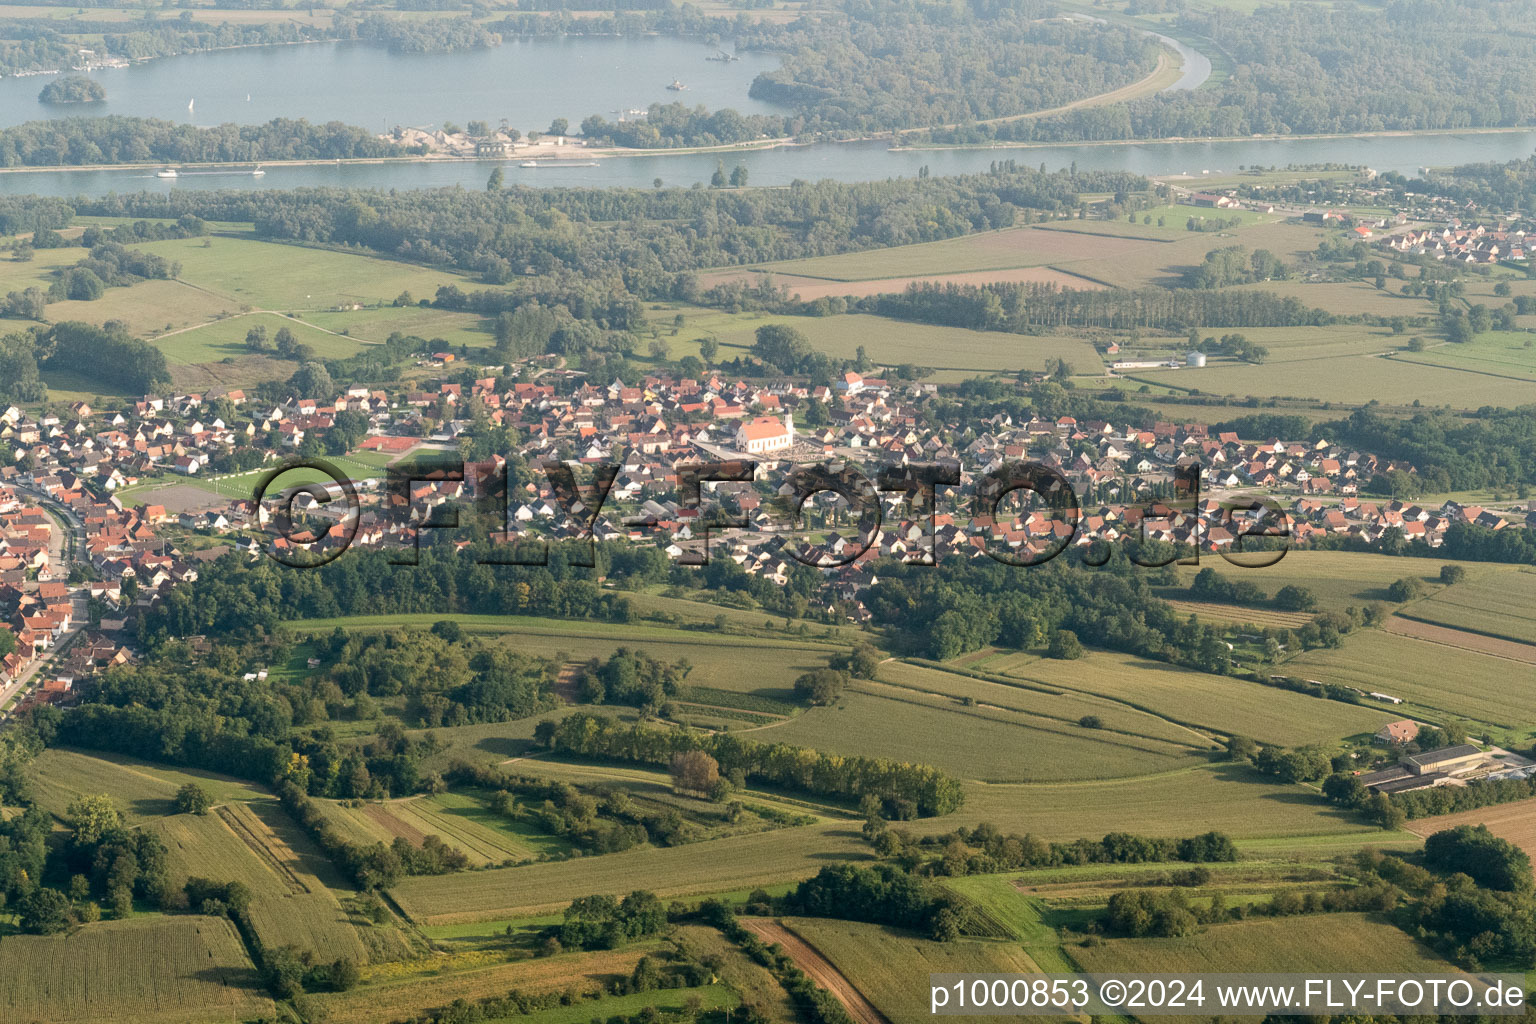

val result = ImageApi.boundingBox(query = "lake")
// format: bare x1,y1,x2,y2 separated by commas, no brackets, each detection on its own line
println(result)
0,36,784,132
0,35,1533,197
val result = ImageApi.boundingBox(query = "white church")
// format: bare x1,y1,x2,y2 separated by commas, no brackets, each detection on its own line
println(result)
735,413,795,455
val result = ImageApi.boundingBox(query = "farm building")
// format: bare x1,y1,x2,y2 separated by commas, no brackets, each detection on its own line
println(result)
1403,744,1484,776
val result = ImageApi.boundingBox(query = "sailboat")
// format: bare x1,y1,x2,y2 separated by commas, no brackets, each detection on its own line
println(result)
187,98,194,112
245,94,251,102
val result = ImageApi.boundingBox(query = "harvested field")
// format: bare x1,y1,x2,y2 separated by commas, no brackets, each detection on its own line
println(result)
306,946,660,1024
1162,598,1315,629
751,686,1208,782
700,265,1105,300
1399,568,1536,645
0,915,273,1024
1382,615,1536,665
909,764,1374,842
1282,629,1536,732
771,918,1043,1024
981,649,1393,746
730,226,1164,281
391,821,871,924
1068,913,1453,975
741,919,888,1024
1403,798,1536,867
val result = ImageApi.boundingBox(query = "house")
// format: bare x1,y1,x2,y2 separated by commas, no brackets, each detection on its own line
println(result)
1374,719,1419,745
736,414,795,455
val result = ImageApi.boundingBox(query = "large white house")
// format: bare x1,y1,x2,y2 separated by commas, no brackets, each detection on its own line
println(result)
736,413,794,455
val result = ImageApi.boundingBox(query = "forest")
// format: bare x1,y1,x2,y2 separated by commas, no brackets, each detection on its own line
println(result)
0,116,409,168
928,0,1536,143
61,164,1142,287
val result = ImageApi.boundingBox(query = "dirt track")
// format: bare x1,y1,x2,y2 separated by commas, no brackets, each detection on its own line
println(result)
740,919,890,1024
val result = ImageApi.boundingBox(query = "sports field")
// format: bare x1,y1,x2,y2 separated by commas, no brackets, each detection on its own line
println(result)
0,915,274,1024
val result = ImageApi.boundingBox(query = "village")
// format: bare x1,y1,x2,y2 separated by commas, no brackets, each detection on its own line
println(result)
2,354,1533,721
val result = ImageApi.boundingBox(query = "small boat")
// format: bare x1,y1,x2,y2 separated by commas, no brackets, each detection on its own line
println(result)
245,93,251,102
666,79,686,91
519,160,539,168
705,51,739,62
250,166,265,177
156,168,178,178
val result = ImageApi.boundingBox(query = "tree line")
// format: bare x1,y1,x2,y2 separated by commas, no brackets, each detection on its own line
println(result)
544,711,964,817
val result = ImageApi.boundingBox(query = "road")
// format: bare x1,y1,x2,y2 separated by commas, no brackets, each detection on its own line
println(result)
739,919,890,1024
0,485,89,721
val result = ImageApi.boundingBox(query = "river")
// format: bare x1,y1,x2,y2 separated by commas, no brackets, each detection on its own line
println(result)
0,35,1532,197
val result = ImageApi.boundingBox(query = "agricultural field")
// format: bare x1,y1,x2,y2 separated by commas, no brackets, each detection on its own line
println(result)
1159,551,1484,613
660,306,1103,381
1282,628,1536,736
318,790,571,866
716,225,1166,281
1068,912,1454,975
1403,797,1536,865
152,311,367,365
1392,331,1536,383
973,648,1394,746
1161,598,1314,629
27,748,390,960
675,924,797,1024
1134,345,1536,407
0,915,274,1024
751,682,1208,783
875,660,1213,748
1381,616,1536,665
779,917,1040,1024
130,234,471,312
501,758,834,828
305,944,669,1024
27,747,269,821
912,764,1380,844
390,821,872,924
1398,568,1536,645
302,303,497,352
1035,202,1282,240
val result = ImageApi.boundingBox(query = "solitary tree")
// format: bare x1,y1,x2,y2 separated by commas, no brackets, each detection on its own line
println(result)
174,782,212,816
669,750,721,797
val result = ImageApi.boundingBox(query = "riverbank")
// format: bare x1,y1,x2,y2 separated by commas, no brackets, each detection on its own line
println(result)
2,124,1531,178
889,125,1536,153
